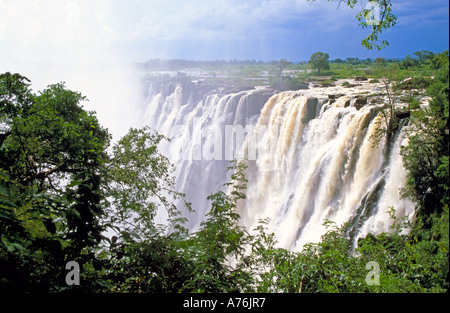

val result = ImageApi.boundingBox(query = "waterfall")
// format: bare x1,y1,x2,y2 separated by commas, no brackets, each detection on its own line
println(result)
142,80,271,230
142,78,415,250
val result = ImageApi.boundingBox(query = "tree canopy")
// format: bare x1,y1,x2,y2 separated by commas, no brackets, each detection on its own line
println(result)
309,52,331,73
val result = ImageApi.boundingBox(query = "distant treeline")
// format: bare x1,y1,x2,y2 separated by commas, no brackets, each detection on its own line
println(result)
138,57,406,71
138,59,277,70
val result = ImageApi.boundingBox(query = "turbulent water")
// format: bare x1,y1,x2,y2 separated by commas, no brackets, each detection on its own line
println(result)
141,78,415,251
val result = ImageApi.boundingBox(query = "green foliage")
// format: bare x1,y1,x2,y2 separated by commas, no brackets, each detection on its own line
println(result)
368,68,404,148
0,72,111,292
401,52,449,233
105,126,189,238
308,1,396,50
397,51,449,290
393,76,432,91
251,220,368,293
269,76,307,91
248,207,448,293
400,55,419,70
356,207,448,292
179,160,252,292
414,50,436,66
308,52,330,73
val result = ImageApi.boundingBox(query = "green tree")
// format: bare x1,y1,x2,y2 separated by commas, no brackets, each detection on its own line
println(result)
308,0,397,50
402,51,449,226
104,126,189,238
97,126,195,292
180,160,253,292
0,72,111,291
400,55,419,70
397,51,449,290
413,50,435,66
250,220,368,293
375,57,387,67
346,57,360,65
356,207,448,292
273,59,291,78
99,159,257,293
309,52,330,73
369,66,404,148
0,73,197,292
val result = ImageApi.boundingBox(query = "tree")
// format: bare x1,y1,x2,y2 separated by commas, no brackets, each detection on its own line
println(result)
251,220,366,293
346,57,360,65
308,52,330,73
0,72,111,291
400,55,419,70
273,59,291,78
369,64,429,150
104,126,190,238
402,51,449,226
308,0,397,50
394,52,449,290
375,57,387,67
0,72,198,292
431,51,448,70
179,160,254,292
413,50,435,66
102,159,257,293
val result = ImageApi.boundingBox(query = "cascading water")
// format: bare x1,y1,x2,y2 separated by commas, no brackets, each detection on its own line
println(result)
142,79,272,230
141,77,415,251
237,90,415,251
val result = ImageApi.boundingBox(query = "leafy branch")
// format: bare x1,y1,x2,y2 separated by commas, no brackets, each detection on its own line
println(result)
308,0,397,50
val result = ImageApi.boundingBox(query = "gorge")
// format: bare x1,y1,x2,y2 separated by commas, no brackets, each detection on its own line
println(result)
138,74,416,251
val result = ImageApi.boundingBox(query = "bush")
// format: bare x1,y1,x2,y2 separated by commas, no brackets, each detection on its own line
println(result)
393,76,432,91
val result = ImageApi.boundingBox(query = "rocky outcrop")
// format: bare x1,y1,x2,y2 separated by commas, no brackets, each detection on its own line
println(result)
354,96,368,110
302,97,320,124
328,93,345,105
395,110,411,120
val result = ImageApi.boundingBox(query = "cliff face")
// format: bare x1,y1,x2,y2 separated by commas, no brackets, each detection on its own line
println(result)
141,78,416,249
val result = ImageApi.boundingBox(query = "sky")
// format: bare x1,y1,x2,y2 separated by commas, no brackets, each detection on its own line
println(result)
0,0,448,65
0,0,448,140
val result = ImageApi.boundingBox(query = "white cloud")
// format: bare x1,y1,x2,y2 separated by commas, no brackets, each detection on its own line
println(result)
0,0,147,141
1,0,364,66
394,0,449,28
2,0,447,66
110,0,357,60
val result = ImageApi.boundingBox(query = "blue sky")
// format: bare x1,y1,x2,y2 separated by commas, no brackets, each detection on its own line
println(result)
0,0,448,64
